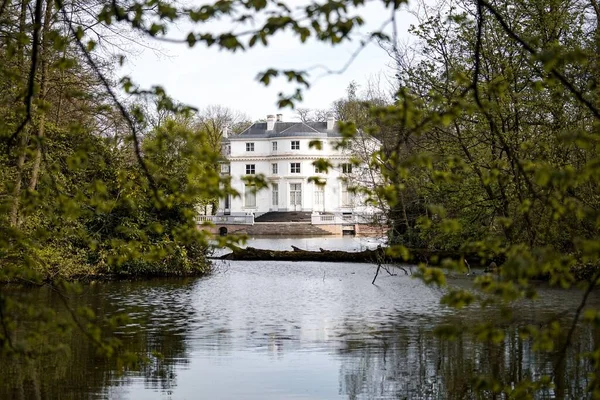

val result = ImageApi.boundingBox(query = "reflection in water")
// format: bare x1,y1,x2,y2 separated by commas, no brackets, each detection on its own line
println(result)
336,313,597,399
211,235,386,257
1,256,599,399
239,235,386,251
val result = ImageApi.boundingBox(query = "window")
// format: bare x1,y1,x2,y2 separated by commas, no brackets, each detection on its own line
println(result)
246,142,254,152
272,183,279,206
291,140,300,150
224,195,231,213
290,162,301,173
246,164,255,174
314,167,322,174
341,163,353,174
272,163,278,174
220,164,230,174
341,183,353,207
245,185,256,208
272,142,278,151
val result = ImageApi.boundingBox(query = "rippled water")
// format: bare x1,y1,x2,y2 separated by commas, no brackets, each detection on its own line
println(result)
2,238,600,399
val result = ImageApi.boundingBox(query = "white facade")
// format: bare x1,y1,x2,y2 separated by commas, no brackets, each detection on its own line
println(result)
218,117,375,217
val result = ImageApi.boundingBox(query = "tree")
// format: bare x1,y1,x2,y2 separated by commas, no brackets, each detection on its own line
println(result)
355,0,600,395
0,0,232,365
332,81,389,131
193,105,251,148
295,107,330,122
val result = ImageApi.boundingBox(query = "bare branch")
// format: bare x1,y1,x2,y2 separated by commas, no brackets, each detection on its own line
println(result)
58,0,160,199
7,0,44,150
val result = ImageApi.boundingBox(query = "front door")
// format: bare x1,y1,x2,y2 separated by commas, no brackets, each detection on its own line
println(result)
290,183,302,211
314,186,324,212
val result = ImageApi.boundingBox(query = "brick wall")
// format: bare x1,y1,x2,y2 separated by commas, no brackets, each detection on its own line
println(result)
355,224,388,237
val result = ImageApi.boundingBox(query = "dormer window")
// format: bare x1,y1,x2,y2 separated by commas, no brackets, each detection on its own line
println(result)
291,140,300,150
246,143,255,152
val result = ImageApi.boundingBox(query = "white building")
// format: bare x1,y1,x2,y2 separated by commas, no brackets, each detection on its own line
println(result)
217,114,376,219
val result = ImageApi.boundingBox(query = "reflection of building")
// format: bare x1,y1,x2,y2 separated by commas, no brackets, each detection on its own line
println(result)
218,114,372,216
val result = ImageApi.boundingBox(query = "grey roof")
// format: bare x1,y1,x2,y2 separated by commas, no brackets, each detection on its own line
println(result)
232,121,341,139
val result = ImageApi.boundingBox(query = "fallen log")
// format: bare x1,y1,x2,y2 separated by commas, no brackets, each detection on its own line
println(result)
218,245,487,266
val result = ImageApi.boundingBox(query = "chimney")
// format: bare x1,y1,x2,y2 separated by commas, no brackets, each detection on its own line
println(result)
222,125,229,138
327,115,335,131
267,114,276,131
276,113,283,122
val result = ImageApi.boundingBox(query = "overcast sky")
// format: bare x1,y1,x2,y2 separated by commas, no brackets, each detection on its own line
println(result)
120,2,419,121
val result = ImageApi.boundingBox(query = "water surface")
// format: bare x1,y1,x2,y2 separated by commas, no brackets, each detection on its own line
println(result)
2,238,599,399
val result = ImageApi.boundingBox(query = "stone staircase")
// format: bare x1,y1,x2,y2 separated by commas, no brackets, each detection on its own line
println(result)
246,222,333,236
254,212,313,223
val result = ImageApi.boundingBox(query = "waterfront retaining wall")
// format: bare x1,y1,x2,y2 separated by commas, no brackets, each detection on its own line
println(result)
200,222,387,237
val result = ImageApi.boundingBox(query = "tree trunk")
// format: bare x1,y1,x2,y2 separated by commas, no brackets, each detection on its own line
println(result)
10,0,31,226
28,0,53,191
9,142,27,226
17,0,27,65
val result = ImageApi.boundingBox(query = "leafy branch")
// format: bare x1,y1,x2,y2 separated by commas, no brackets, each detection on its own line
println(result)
478,0,600,120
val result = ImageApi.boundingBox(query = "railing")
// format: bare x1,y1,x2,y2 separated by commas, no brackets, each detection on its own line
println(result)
198,215,254,225
311,213,384,225
319,215,335,222
311,213,351,225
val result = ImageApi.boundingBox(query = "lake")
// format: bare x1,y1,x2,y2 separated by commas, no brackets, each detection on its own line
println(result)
2,237,599,399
